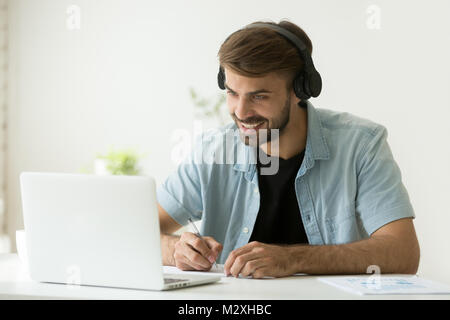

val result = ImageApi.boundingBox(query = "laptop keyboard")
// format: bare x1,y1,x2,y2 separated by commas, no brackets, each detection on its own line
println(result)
164,277,189,284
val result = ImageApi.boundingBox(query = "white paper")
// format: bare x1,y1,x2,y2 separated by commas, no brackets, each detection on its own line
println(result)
318,275,450,295
163,264,307,279
163,264,270,279
164,264,225,276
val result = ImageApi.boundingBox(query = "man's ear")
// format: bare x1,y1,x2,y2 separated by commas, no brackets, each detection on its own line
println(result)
290,87,301,107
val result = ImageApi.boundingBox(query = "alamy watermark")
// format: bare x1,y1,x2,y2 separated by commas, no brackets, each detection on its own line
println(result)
66,5,81,30
66,264,82,289
366,4,381,30
366,264,381,290
170,120,281,175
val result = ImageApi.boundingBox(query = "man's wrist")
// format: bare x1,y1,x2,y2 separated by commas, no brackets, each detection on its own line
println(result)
286,244,310,274
160,233,180,266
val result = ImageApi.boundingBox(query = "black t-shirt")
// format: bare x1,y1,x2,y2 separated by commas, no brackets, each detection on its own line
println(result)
249,149,309,245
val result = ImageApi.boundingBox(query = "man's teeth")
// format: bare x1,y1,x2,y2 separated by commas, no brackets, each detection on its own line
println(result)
242,121,263,129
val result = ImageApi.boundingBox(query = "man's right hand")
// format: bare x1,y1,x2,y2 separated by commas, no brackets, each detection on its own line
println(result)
173,232,223,271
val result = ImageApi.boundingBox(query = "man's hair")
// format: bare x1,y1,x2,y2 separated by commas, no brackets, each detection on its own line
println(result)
218,20,313,87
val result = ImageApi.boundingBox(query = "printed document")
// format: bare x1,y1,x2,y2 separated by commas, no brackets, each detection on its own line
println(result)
318,275,450,295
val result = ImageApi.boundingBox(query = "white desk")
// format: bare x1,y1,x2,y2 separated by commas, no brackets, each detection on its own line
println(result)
0,254,449,300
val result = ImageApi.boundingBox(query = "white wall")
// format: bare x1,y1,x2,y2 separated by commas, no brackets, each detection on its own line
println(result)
0,0,9,252
7,0,450,283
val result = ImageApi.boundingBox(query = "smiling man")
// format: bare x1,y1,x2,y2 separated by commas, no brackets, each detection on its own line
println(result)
157,20,420,278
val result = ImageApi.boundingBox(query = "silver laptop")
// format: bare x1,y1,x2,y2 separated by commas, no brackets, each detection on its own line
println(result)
19,172,220,291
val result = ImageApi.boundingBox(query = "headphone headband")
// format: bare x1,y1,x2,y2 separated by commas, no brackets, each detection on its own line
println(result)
246,23,308,52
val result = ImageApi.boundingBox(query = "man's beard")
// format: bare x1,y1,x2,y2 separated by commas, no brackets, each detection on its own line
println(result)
232,95,291,147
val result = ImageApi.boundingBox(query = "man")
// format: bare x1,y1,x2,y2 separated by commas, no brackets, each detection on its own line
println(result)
157,20,420,278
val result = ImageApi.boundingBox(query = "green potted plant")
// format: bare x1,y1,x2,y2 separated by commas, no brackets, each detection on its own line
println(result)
94,148,143,176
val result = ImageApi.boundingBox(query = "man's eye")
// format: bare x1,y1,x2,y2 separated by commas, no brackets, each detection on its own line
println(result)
227,91,237,96
253,95,266,100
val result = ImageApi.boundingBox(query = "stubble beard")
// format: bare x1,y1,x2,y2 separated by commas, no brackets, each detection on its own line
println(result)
236,95,291,148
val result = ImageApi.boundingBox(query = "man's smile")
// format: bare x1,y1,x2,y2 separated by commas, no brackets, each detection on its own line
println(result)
239,120,266,133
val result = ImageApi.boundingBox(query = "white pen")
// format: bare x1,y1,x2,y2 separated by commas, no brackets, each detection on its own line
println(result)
187,218,217,269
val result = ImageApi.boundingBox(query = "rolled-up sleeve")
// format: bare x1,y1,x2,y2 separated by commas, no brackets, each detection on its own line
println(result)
156,136,204,226
356,126,415,235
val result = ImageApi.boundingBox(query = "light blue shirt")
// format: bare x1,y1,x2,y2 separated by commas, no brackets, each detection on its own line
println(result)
157,101,415,264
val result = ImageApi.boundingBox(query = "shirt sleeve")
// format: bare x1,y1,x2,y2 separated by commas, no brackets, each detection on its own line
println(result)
355,125,415,235
156,134,204,226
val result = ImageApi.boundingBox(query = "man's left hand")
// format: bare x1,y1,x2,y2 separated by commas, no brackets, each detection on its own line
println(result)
223,241,297,278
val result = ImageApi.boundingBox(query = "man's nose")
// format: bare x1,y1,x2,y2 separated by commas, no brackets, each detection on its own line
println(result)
234,97,255,121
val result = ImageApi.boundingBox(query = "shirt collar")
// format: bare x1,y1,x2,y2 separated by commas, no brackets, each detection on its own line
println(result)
233,101,330,178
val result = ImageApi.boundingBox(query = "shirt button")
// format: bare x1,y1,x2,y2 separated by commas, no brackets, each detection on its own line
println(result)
253,188,259,194
243,227,249,234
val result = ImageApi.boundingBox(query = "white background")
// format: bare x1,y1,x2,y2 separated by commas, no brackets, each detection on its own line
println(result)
6,0,450,284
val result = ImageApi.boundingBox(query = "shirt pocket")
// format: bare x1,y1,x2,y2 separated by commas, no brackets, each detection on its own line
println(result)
325,202,359,244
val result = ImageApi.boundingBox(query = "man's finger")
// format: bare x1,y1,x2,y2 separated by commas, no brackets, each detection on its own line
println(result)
174,245,206,271
229,251,263,277
224,243,256,276
183,232,215,263
175,260,195,271
180,241,211,270
252,267,271,279
239,257,267,277
204,237,223,261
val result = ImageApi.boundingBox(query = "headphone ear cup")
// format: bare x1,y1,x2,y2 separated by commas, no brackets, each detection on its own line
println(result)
293,73,310,100
217,67,226,90
307,71,322,98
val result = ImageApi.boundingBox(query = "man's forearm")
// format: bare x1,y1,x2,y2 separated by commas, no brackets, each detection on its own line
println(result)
290,235,419,275
160,233,179,266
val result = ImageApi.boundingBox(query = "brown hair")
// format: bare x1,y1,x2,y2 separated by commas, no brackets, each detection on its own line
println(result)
218,20,313,86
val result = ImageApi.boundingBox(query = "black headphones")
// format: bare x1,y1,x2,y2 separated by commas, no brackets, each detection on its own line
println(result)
218,23,322,101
